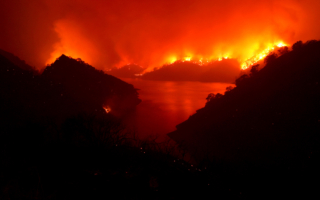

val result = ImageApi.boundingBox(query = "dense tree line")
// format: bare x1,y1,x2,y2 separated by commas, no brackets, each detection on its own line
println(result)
169,40,320,197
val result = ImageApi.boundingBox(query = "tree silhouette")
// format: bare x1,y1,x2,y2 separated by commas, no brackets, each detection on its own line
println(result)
206,93,215,102
206,93,223,102
292,40,303,51
235,74,249,87
226,86,234,92
250,64,259,76
278,46,289,55
264,52,277,64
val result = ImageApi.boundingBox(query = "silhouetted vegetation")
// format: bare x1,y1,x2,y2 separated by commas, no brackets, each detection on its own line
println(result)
225,85,234,92
169,40,320,198
292,40,303,51
278,46,289,55
0,49,38,73
264,52,278,64
234,74,249,87
249,64,259,75
206,93,223,103
42,55,141,118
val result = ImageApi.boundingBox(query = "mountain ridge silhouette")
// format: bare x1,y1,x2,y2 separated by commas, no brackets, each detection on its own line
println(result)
168,40,320,164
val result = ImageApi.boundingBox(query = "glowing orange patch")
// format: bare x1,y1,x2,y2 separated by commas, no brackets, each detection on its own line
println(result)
240,42,287,70
103,106,111,113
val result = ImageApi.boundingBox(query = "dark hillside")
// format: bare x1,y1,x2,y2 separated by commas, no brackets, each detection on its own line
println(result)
169,40,320,158
0,49,37,73
168,40,320,195
0,53,142,147
0,54,141,125
0,54,142,150
0,54,60,126
42,55,141,117
0,54,151,199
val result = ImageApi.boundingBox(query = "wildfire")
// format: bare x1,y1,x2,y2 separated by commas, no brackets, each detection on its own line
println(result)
159,42,288,71
240,42,287,70
165,55,231,66
277,42,286,48
168,56,178,64
218,56,230,61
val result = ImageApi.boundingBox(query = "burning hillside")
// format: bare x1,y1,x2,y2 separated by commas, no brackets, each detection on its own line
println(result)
112,42,288,82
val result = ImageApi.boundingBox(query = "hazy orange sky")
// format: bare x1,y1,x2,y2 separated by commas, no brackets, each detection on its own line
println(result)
1,0,320,71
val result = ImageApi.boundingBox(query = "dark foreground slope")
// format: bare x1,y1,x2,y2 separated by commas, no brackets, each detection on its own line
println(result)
0,54,243,199
0,49,37,73
42,55,141,118
0,54,142,153
0,54,140,124
168,40,320,193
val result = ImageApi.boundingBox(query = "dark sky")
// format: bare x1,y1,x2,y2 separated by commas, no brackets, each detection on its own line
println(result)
1,0,320,71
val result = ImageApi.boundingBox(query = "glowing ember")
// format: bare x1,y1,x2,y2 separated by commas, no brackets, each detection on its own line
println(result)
103,106,111,113
168,56,178,64
277,42,286,48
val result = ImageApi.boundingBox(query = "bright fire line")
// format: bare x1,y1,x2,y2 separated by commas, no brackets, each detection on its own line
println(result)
163,42,287,71
240,42,287,70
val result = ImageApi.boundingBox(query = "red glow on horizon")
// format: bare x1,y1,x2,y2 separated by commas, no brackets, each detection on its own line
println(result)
45,40,288,75
0,0,319,72
45,20,98,66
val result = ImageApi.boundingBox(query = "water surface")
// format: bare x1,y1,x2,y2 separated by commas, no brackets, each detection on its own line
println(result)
122,78,234,141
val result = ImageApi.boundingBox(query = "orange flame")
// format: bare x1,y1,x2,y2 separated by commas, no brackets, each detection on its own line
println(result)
240,42,287,69
184,57,191,62
103,106,111,113
158,41,287,71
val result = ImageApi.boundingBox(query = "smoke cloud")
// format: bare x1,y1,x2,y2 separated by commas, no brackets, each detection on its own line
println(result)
1,0,320,71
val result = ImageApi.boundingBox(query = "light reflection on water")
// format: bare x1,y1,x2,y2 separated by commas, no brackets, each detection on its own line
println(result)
122,78,235,141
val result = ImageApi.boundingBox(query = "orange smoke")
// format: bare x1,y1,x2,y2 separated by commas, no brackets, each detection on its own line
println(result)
0,0,320,72
45,20,98,65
